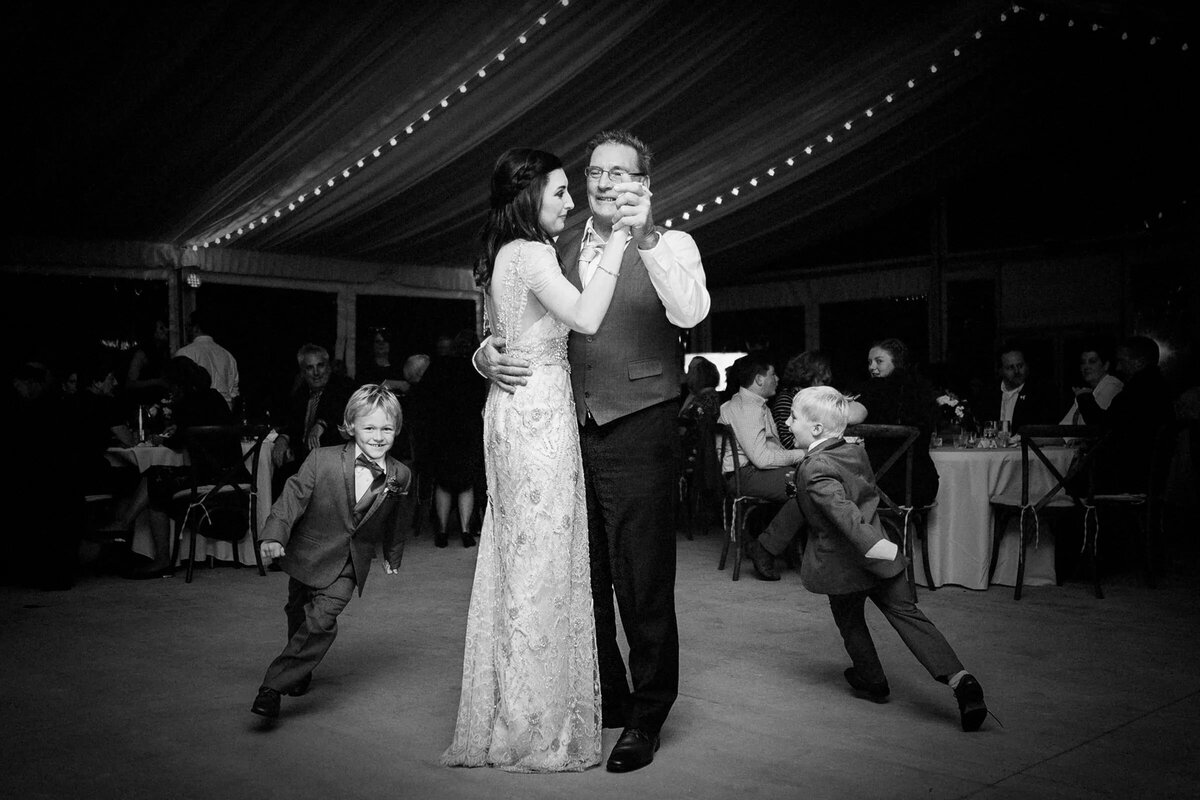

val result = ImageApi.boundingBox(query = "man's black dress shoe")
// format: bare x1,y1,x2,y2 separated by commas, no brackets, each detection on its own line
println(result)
286,674,311,697
606,728,659,773
251,686,281,718
844,667,890,702
746,540,780,581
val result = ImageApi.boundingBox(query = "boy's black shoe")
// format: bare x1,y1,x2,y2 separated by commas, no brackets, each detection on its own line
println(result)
286,674,311,697
954,674,987,732
844,667,890,702
745,540,780,581
434,530,448,548
251,686,281,718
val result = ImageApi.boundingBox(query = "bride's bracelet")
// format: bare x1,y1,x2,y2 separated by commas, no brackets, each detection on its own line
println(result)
595,263,620,278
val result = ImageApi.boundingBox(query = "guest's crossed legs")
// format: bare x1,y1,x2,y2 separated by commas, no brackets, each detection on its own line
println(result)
582,401,680,735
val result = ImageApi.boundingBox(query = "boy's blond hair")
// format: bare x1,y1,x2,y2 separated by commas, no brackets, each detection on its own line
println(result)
793,385,850,437
339,384,402,436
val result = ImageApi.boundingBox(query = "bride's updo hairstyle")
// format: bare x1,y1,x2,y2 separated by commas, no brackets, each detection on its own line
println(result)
474,147,563,288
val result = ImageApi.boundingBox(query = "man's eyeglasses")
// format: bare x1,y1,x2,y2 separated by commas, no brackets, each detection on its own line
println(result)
584,166,647,183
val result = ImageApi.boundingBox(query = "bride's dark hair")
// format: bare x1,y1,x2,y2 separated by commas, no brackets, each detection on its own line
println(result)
474,148,563,288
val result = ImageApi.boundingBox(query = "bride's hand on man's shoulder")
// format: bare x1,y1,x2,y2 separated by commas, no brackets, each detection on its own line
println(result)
477,335,532,394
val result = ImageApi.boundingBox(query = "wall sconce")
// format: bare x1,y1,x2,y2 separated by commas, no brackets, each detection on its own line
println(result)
186,272,202,288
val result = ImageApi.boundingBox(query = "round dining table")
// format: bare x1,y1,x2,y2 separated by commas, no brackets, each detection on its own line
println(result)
105,436,274,567
914,442,1078,590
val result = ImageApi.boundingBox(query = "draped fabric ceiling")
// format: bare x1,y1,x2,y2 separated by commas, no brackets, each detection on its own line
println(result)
5,0,1195,292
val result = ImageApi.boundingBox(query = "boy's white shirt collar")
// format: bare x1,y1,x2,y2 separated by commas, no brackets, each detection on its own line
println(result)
806,434,841,453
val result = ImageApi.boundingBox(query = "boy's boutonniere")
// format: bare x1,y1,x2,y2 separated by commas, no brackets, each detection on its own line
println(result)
382,476,407,497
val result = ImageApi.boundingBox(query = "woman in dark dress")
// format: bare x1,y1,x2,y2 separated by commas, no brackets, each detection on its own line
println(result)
410,329,487,548
855,338,940,507
358,328,407,393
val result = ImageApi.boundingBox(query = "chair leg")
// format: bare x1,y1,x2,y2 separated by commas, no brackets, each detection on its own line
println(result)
250,495,265,577
917,514,935,593
731,504,743,581
988,510,1009,586
902,516,918,603
186,527,197,583
169,517,182,576
718,501,732,571
1014,511,1031,601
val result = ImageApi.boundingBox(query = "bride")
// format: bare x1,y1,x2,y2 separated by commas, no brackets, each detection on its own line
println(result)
440,148,629,771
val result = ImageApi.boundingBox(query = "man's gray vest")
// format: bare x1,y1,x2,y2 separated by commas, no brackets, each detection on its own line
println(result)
558,225,683,426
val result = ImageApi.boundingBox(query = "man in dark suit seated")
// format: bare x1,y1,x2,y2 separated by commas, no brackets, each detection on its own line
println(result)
270,343,354,498
1075,335,1174,493
975,346,1054,435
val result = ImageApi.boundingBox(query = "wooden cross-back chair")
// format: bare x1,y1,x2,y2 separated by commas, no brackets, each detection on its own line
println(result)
170,425,271,583
715,423,779,581
843,423,933,602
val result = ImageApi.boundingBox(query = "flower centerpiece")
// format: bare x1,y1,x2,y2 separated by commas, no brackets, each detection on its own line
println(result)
935,392,976,436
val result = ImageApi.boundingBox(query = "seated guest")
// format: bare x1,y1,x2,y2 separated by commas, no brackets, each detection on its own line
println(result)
974,346,1054,434
77,356,138,455
720,352,866,580
271,343,354,497
1060,342,1123,425
107,356,234,578
772,350,833,449
855,338,940,508
74,355,141,520
1075,335,1174,493
679,356,721,423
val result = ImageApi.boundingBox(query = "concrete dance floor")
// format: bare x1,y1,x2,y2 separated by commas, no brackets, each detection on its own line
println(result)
2,528,1198,800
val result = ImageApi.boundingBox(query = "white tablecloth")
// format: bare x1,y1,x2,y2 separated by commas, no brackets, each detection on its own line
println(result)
106,439,273,566
914,445,1078,590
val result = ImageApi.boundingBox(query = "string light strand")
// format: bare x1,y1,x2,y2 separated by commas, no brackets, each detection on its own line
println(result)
195,0,574,250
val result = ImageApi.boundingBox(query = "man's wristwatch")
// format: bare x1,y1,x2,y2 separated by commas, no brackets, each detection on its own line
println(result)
637,229,661,250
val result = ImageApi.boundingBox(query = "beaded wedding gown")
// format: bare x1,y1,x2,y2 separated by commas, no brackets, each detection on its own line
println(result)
441,241,601,772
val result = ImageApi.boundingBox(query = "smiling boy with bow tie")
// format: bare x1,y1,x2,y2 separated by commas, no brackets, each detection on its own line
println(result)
251,384,411,720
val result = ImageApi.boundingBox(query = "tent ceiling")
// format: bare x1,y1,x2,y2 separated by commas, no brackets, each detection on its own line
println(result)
6,0,1195,289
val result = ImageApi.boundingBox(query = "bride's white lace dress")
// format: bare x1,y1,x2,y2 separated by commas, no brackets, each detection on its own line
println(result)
440,240,601,772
